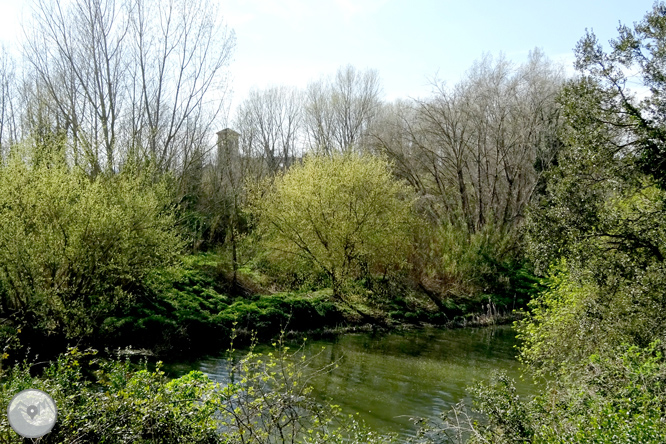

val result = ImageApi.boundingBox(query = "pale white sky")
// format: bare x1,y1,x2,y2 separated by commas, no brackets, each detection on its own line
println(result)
0,0,658,113
218,0,657,105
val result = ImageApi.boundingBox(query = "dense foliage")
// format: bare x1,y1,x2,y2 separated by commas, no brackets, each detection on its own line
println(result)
250,152,415,299
102,254,345,354
407,4,666,443
0,147,182,348
411,342,666,444
5,0,659,441
521,1,666,373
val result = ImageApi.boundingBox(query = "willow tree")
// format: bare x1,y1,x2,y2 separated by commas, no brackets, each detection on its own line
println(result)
250,153,414,298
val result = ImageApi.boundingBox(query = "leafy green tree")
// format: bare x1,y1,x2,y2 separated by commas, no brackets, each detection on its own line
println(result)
526,2,666,270
572,2,666,187
471,6,666,442
521,3,666,371
250,152,415,298
0,145,183,340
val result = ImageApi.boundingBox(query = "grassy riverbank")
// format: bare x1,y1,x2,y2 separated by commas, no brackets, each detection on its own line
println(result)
94,250,534,358
0,147,536,365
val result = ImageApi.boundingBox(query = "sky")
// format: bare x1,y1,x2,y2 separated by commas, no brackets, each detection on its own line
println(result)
217,0,657,106
0,0,658,114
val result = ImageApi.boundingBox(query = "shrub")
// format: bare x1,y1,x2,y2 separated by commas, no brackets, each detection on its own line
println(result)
250,152,415,299
0,147,182,341
0,343,394,443
414,219,534,309
412,342,666,444
101,255,230,353
103,253,345,352
0,348,220,443
214,293,344,337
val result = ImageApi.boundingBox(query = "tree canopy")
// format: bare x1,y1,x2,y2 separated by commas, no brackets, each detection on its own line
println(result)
521,2,666,373
250,152,415,298
0,147,182,340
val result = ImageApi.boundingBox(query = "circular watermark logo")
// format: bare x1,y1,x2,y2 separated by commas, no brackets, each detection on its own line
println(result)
7,389,57,438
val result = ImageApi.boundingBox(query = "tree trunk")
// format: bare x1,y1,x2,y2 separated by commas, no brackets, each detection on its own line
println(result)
457,167,474,233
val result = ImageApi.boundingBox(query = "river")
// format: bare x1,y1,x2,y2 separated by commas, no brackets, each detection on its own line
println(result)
165,324,534,439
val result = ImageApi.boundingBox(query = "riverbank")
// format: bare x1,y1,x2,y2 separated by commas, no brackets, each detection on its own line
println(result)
275,308,522,341
95,251,530,359
4,250,534,364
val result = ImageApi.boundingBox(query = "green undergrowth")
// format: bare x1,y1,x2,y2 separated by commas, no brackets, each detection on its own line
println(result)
0,345,393,443
100,254,346,355
96,251,538,357
412,341,666,443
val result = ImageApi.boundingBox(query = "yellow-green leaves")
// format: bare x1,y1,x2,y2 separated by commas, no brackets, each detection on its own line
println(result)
0,150,182,339
250,152,415,296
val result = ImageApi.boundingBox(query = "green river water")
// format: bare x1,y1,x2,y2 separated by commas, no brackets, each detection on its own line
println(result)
165,325,534,439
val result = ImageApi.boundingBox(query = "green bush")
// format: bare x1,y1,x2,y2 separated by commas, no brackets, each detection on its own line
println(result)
0,344,394,443
414,219,534,310
412,342,666,444
103,253,346,353
215,293,344,337
249,152,415,299
0,348,220,443
0,147,182,341
101,255,231,352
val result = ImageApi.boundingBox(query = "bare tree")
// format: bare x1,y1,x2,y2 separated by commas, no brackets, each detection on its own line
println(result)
127,0,235,173
304,65,381,154
303,78,336,154
371,50,563,232
463,50,563,228
233,85,302,175
24,0,128,174
22,0,235,176
415,80,478,232
0,47,19,157
16,74,70,166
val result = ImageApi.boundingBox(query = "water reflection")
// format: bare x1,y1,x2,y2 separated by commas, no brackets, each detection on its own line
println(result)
165,325,533,438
